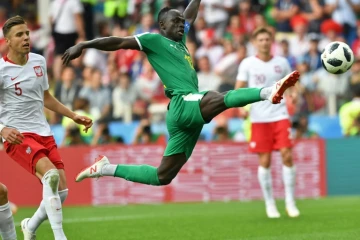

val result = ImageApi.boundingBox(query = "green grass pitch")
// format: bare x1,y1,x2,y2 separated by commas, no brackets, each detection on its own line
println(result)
13,197,360,240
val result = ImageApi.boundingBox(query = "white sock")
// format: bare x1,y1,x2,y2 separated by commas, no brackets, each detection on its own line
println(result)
101,164,117,176
260,87,272,100
0,202,17,240
42,170,67,240
283,165,296,206
258,166,275,206
28,189,68,233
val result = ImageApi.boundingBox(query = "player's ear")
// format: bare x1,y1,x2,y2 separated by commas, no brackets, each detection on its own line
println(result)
5,36,10,45
159,21,166,31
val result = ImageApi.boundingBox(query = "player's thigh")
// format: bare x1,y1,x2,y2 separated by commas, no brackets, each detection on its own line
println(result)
42,136,65,172
35,157,57,178
273,119,293,150
248,122,273,153
4,134,49,176
200,91,228,122
164,124,203,160
169,94,207,128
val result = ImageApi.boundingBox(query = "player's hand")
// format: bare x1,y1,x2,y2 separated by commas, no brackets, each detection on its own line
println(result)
0,127,24,145
62,44,84,65
72,115,93,133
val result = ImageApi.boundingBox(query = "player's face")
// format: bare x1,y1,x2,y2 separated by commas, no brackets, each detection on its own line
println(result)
254,33,272,54
161,10,185,42
6,24,30,54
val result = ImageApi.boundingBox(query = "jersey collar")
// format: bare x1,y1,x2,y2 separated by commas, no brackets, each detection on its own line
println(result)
3,54,29,65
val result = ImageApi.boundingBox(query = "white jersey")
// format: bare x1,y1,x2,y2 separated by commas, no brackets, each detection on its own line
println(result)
236,56,291,123
0,53,52,136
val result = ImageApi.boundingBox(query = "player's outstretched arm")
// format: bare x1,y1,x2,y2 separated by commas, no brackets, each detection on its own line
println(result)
62,36,140,65
43,90,93,132
183,0,201,24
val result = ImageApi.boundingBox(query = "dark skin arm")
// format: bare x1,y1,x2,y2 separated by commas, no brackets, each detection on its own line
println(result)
183,0,201,25
62,36,140,65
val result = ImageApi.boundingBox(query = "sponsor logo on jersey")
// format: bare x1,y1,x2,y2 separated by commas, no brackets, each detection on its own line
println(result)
33,66,43,77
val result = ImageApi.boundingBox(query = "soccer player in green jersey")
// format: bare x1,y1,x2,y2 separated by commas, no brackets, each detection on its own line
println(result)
62,0,300,186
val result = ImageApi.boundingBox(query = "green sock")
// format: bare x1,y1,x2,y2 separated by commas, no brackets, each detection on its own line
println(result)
224,88,262,108
114,164,161,186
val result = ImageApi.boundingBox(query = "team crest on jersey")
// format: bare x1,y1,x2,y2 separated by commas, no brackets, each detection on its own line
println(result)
26,146,32,154
33,66,43,77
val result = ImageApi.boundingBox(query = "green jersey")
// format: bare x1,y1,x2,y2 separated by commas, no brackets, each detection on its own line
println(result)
135,31,198,98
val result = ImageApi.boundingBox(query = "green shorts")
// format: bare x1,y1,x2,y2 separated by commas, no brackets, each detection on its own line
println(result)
164,92,208,160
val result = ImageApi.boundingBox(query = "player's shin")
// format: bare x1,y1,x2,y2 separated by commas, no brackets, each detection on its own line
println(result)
42,169,67,240
258,166,275,206
112,165,161,186
28,189,68,233
0,202,17,240
282,165,296,205
224,88,262,108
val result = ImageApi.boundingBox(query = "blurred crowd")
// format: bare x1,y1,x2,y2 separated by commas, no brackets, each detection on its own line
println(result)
0,0,360,148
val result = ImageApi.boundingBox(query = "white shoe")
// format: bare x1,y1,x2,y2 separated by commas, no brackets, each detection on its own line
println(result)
286,203,300,218
75,155,110,182
266,204,281,218
269,70,300,104
21,218,36,240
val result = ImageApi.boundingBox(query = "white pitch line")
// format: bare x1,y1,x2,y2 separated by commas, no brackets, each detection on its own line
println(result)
15,213,165,226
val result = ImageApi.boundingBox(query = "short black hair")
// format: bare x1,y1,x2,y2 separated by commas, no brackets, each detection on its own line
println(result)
158,7,173,23
2,15,26,38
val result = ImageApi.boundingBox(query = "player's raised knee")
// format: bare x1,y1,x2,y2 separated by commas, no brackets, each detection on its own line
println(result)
0,183,8,201
157,174,175,185
43,169,60,193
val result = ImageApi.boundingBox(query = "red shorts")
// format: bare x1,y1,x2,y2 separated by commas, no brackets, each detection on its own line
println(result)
249,119,293,153
4,133,64,175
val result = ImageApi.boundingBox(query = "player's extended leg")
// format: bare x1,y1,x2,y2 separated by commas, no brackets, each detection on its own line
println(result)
21,157,67,240
0,183,17,240
22,170,68,238
257,153,280,218
199,71,300,122
280,147,300,217
76,153,187,186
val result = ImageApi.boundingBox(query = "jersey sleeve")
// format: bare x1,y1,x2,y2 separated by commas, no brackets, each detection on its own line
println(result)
236,58,249,82
134,33,162,54
71,0,84,14
42,58,49,90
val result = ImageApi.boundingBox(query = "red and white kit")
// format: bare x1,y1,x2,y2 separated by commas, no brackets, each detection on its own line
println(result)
237,56,293,152
0,53,63,174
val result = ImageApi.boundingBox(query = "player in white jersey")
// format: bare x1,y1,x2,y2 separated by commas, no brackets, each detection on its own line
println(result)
0,16,93,240
235,27,300,218
0,183,16,240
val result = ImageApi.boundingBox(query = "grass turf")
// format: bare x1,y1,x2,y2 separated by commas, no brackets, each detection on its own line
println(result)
13,196,360,240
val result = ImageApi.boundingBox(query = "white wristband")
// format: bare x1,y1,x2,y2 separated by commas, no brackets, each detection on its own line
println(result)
0,124,5,134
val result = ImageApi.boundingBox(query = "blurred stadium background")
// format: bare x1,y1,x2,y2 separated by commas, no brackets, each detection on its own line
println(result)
0,0,360,239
